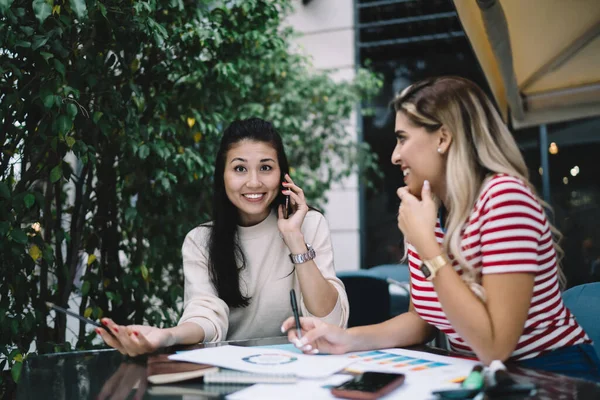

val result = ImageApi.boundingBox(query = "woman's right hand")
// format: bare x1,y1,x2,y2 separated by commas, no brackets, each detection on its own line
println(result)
281,316,352,355
97,318,175,357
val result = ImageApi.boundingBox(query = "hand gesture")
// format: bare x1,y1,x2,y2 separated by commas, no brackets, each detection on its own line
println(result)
397,180,439,258
277,173,309,237
281,316,352,355
96,318,174,357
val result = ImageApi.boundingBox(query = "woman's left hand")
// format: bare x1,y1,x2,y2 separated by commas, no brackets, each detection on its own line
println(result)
397,180,440,258
277,174,309,237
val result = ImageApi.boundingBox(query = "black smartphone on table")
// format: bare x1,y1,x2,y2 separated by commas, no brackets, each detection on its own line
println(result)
330,372,405,400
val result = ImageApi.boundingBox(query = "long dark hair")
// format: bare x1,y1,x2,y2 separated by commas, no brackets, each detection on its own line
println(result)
207,118,290,308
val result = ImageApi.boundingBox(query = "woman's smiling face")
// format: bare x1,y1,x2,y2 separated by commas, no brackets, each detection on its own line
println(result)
224,140,281,226
391,112,446,198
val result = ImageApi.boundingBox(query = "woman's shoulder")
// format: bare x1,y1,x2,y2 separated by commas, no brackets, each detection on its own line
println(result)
304,208,326,223
302,209,330,233
184,222,213,245
477,174,541,210
479,173,535,199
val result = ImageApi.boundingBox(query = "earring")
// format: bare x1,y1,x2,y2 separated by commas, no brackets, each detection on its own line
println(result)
437,147,443,154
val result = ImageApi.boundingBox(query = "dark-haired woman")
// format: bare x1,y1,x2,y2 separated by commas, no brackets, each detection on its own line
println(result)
98,118,349,355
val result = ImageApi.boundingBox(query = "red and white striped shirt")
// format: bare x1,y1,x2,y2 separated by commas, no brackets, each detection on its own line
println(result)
408,174,590,360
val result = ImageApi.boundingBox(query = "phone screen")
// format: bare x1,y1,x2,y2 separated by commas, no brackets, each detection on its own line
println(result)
336,372,404,393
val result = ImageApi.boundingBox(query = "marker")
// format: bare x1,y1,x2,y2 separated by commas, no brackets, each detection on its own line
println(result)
462,364,484,390
289,289,302,339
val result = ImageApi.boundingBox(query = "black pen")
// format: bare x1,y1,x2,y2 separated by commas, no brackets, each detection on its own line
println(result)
46,301,111,333
289,289,302,339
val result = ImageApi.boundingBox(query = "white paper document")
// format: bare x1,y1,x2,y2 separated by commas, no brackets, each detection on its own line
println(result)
228,374,352,400
222,347,479,400
169,345,354,379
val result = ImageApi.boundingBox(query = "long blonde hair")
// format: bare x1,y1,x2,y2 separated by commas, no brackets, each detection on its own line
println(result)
393,76,565,299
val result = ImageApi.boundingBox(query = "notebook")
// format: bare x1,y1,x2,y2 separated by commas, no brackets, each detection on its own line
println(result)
146,353,219,384
147,382,252,398
203,369,297,384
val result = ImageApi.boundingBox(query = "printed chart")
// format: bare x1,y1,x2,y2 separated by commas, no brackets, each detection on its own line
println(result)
348,350,451,372
344,348,477,386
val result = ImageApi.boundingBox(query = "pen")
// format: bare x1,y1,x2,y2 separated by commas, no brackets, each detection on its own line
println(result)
289,289,302,339
46,301,111,333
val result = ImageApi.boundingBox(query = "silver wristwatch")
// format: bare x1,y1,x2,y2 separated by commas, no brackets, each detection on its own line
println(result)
289,243,316,264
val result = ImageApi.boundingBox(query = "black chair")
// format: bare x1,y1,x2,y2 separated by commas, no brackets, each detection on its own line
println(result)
337,270,391,328
369,264,411,317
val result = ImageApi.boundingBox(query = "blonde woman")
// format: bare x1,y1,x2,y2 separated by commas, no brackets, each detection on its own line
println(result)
282,77,600,381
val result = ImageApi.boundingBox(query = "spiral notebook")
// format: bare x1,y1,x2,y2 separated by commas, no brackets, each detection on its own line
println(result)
203,369,297,384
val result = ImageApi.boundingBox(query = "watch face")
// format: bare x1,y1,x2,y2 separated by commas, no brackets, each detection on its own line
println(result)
420,264,431,278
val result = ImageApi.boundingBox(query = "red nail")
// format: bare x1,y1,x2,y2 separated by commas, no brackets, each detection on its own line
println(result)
113,327,119,333
133,331,139,337
102,320,108,326
95,328,101,334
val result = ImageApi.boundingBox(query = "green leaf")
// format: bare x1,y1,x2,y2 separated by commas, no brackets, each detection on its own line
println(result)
40,52,54,62
138,144,150,160
50,164,62,183
81,281,90,296
32,0,52,23
53,59,66,78
24,194,35,208
57,115,72,134
0,182,10,198
15,40,31,48
92,111,103,123
32,35,49,50
0,222,9,236
69,0,87,19
40,89,54,108
11,362,22,384
19,26,34,36
66,103,78,118
65,136,76,149
10,229,28,244
0,0,15,13
141,265,149,280
98,3,107,18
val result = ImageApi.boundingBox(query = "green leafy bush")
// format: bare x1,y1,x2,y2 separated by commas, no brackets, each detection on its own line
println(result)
0,0,381,396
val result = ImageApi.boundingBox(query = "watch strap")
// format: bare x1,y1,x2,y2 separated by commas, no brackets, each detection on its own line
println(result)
289,243,316,264
421,254,450,280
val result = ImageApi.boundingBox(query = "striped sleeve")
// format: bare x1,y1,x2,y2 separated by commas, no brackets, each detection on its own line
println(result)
479,178,545,275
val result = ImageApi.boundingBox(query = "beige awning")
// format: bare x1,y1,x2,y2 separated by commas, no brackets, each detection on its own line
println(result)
453,0,600,129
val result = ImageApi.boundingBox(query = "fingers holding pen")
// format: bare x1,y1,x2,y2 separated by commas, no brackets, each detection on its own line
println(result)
281,317,320,354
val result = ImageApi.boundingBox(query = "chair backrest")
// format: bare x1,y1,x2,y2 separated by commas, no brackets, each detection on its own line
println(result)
368,264,411,317
337,271,391,328
562,282,600,358
368,264,410,284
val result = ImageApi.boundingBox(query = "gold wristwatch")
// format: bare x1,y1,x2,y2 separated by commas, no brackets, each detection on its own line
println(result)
420,254,450,281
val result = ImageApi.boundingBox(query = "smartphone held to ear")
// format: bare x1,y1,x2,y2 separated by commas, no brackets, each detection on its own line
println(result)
331,372,405,400
283,194,290,219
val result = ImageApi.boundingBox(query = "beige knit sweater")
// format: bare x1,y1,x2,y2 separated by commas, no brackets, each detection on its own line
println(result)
177,210,349,342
